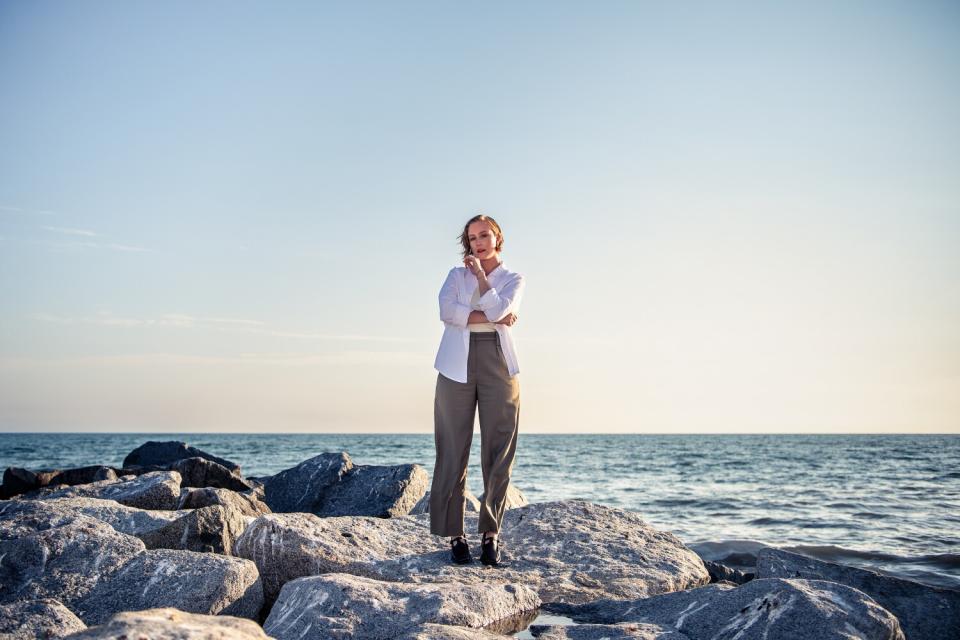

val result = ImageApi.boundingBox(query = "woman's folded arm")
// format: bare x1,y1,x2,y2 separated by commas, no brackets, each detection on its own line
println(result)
474,274,525,323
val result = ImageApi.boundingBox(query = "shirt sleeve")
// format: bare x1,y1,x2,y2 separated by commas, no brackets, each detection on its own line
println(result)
475,273,526,323
438,268,472,328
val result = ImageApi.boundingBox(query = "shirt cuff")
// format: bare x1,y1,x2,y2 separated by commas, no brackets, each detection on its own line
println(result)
475,287,498,310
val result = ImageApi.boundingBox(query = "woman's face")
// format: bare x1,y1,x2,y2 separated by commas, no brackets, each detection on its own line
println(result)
467,221,499,260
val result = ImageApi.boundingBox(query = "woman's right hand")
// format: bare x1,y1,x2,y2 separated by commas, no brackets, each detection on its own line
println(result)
496,313,518,327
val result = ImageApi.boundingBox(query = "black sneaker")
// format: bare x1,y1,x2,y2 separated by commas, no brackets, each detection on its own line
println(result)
480,534,501,566
450,536,472,564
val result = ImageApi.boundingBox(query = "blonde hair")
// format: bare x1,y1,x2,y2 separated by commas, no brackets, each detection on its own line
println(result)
458,214,504,259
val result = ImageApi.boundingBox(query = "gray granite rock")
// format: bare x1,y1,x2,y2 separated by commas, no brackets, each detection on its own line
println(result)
234,511,442,603
547,578,904,640
0,597,87,638
122,441,241,473
410,488,481,515
178,486,271,517
263,452,353,513
62,608,270,640
169,457,252,491
0,497,180,537
35,471,182,511
317,463,428,518
74,549,263,625
756,547,960,640
237,500,709,607
529,623,689,639
400,623,511,639
138,504,249,554
371,501,711,604
0,510,145,608
264,572,540,639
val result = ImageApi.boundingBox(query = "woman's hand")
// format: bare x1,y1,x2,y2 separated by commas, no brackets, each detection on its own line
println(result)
463,255,484,278
496,313,518,327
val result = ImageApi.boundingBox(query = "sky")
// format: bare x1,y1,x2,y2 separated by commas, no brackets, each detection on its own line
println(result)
0,1,957,434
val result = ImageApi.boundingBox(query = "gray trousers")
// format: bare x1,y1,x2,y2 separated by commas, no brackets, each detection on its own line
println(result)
430,331,520,537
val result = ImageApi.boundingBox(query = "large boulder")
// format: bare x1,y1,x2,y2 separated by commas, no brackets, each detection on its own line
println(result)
410,488,481,515
138,504,249,555
264,572,540,639
757,547,960,640
73,549,263,625
178,486,271,517
122,441,241,473
34,471,182,510
0,509,145,608
316,463,428,517
263,452,353,513
0,598,87,638
371,501,711,604
236,500,709,606
62,608,271,640
234,511,441,603
547,578,904,640
0,497,180,537
169,457,252,491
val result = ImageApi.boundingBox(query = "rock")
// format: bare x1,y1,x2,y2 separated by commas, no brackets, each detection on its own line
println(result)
410,488,481,515
168,457,252,491
401,623,512,639
546,578,904,640
138,504,249,555
370,501,711,604
756,547,960,640
35,471,182,510
479,483,529,509
74,549,263,625
1,467,59,499
178,486,271,517
317,463,428,518
0,509,145,608
529,623,690,639
703,560,753,585
263,452,353,513
123,441,241,473
49,466,118,488
0,597,87,638
234,511,442,603
263,572,540,639
0,497,181,536
237,500,709,606
62,608,271,640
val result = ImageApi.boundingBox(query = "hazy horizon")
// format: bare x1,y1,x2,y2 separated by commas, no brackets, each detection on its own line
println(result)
2,2,958,434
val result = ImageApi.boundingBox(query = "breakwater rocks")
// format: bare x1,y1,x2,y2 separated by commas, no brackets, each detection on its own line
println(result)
0,441,956,639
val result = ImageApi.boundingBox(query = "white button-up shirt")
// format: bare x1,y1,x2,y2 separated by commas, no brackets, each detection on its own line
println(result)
433,264,526,383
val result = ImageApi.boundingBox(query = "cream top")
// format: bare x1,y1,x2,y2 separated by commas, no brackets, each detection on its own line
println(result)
468,285,498,332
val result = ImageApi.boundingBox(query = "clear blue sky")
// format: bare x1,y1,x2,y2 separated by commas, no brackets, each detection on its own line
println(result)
1,1,958,432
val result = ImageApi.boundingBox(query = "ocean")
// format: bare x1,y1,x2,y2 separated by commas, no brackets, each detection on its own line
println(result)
2,432,958,591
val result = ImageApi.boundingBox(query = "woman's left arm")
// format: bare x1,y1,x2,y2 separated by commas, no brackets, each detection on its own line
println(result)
474,274,526,323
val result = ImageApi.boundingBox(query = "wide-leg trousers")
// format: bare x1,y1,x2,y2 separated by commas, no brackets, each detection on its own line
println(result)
430,331,520,537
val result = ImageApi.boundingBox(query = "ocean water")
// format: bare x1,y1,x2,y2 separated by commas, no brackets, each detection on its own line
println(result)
2,433,958,591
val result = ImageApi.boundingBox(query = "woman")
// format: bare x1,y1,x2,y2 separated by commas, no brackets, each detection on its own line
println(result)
430,214,525,566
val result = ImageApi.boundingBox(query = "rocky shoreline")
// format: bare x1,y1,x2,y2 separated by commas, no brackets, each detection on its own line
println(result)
1,441,957,639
